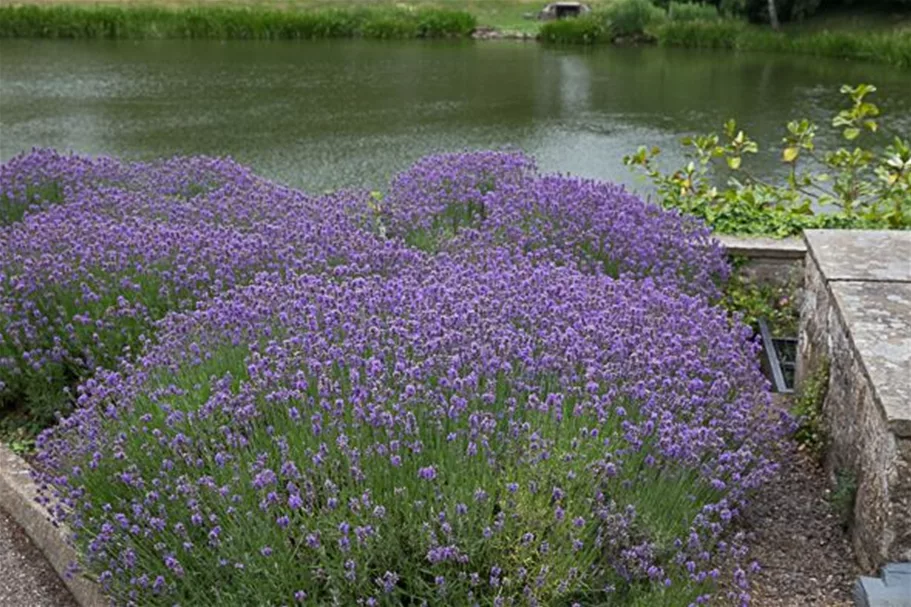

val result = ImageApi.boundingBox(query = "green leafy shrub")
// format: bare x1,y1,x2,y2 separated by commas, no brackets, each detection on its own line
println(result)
625,84,911,237
539,14,607,43
655,17,745,46
668,2,722,22
603,0,667,38
722,258,800,334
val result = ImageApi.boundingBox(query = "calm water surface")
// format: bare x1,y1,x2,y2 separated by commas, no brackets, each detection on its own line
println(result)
2,39,910,194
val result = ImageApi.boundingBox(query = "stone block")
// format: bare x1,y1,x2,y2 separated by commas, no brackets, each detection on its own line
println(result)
804,230,911,283
797,230,911,570
831,283,911,438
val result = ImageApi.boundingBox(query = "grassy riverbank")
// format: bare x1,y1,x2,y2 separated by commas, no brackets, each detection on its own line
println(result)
538,1,911,68
0,1,909,63
0,4,477,39
652,18,911,67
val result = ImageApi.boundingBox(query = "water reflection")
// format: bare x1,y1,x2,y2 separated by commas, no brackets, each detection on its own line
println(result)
1,39,909,193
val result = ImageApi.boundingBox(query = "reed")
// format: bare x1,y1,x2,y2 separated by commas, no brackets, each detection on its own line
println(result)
0,5,476,40
656,19,911,68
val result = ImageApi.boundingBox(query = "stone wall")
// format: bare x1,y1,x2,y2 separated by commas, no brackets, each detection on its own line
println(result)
716,234,805,288
797,230,911,570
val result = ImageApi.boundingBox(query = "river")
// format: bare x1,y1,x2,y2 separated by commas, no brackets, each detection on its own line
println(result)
2,39,909,195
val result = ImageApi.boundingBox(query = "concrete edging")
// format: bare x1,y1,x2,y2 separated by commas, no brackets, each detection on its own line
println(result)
0,444,106,607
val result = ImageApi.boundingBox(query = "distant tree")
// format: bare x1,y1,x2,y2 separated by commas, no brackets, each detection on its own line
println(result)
768,0,780,27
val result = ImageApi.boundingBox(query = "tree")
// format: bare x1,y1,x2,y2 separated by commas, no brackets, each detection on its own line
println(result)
767,0,780,28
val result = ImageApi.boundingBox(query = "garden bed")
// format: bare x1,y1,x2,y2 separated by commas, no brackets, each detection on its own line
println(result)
0,149,803,605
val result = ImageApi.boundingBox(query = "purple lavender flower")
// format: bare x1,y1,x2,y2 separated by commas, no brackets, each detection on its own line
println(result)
24,150,789,607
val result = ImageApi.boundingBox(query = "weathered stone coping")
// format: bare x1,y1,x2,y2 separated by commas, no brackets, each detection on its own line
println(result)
716,234,807,260
798,229,911,568
0,444,106,606
830,282,911,439
716,234,806,291
805,229,911,284
804,229,911,439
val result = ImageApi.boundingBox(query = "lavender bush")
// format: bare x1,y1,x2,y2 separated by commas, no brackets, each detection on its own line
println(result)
1,150,416,431
2,149,792,605
36,251,787,606
377,151,729,300
0,148,257,224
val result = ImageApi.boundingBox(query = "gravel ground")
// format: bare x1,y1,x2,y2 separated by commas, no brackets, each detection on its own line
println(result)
744,444,862,606
0,508,78,607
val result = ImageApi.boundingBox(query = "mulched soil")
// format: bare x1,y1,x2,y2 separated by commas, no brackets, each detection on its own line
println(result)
742,443,862,606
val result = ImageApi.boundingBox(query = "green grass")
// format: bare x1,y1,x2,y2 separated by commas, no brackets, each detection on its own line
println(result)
2,0,909,66
667,1,719,23
655,19,911,67
541,0,667,44
0,4,477,39
539,14,607,44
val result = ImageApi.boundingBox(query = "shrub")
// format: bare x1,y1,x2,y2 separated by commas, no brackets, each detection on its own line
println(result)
37,253,787,606
414,8,476,38
655,19,911,67
624,84,911,236
654,18,747,47
379,151,729,300
668,1,722,22
721,260,800,335
603,0,667,38
0,150,414,434
4,150,794,605
539,14,607,44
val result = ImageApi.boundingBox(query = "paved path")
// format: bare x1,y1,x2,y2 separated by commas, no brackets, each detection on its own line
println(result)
0,507,77,607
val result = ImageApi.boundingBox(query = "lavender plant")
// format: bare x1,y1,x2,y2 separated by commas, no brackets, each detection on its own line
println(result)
37,254,787,606
0,150,415,432
377,151,729,300
4,150,792,606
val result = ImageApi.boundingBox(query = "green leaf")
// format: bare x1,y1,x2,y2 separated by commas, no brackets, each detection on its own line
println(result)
844,128,861,141
727,157,742,170
782,147,799,163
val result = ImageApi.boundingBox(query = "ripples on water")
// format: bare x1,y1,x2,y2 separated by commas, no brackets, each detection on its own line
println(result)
2,39,909,194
